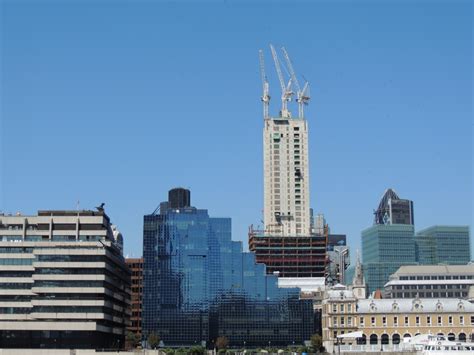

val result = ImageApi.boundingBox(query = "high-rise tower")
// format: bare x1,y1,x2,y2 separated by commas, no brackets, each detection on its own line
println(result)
250,45,327,279
261,44,312,236
263,117,310,235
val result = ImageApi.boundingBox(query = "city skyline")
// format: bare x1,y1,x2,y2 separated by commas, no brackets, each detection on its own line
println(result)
1,2,472,260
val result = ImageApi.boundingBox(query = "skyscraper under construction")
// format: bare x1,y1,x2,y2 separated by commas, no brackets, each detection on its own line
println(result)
249,45,326,279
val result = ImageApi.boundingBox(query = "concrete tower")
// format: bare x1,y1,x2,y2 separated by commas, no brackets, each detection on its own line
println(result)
263,117,310,236
250,46,326,279
261,45,311,236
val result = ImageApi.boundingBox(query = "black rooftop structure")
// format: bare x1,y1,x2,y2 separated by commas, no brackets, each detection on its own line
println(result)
168,188,191,209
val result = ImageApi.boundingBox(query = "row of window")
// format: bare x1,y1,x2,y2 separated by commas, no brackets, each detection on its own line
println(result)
399,275,473,280
332,303,353,313
358,315,474,326
394,284,469,290
271,126,300,132
0,235,105,242
391,292,467,298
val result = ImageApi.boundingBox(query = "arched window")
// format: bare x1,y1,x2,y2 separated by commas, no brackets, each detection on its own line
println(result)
370,334,378,345
448,333,455,341
392,334,401,345
357,335,367,345
459,333,466,342
381,334,389,345
403,333,411,339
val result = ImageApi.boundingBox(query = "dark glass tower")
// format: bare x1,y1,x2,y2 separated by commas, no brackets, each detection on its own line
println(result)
374,188,414,225
142,190,314,347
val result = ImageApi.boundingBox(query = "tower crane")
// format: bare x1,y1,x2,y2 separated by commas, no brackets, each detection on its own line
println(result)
270,44,293,118
258,49,271,119
281,47,311,119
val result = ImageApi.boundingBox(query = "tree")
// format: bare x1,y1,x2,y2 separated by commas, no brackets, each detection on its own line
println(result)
310,334,323,352
126,331,140,349
189,346,206,355
148,332,160,349
215,336,229,350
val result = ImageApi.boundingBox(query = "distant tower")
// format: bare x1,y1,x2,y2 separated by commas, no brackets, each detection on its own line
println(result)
374,188,414,225
351,251,367,299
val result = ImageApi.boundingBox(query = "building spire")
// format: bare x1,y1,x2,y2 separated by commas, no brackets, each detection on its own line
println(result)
353,250,364,286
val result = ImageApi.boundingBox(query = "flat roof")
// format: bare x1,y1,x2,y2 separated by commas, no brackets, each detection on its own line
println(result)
392,264,474,276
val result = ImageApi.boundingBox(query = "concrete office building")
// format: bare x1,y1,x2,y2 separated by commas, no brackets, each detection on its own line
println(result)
385,264,474,299
0,209,131,349
415,226,471,265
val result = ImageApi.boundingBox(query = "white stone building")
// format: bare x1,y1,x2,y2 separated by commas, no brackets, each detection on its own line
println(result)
263,117,310,236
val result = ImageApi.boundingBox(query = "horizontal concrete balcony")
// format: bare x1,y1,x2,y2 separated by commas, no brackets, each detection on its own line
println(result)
32,274,106,281
31,299,106,306
0,254,35,259
31,287,106,294
0,301,33,307
0,277,34,283
33,262,106,268
0,320,98,331
29,312,107,320
34,248,106,255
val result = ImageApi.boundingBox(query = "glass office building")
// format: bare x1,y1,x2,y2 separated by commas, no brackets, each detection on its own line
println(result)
142,189,313,347
415,226,471,265
361,189,418,294
362,223,417,294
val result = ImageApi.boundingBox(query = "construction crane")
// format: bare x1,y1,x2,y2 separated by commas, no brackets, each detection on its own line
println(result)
281,47,311,119
270,44,293,118
258,49,270,119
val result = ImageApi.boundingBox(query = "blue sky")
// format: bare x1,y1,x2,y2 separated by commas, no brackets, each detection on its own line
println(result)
1,1,472,260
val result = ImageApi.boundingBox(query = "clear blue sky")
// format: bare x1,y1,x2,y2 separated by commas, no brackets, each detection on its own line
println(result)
1,1,472,260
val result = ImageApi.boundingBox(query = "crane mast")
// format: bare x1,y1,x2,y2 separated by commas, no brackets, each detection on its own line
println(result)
259,49,270,119
270,44,293,118
258,45,309,120
281,46,310,119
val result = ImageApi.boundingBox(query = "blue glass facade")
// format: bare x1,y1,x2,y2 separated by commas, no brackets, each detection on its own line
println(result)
415,226,471,265
361,224,417,293
143,200,313,347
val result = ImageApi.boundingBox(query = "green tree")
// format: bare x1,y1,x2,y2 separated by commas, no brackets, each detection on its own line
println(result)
189,345,206,355
125,331,139,349
297,345,310,353
310,333,323,352
147,332,160,349
215,336,229,350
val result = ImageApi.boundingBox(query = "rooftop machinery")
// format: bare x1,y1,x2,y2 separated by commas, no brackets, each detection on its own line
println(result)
259,45,311,119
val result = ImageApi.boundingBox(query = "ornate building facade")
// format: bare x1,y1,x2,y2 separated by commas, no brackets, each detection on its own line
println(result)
322,285,474,353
